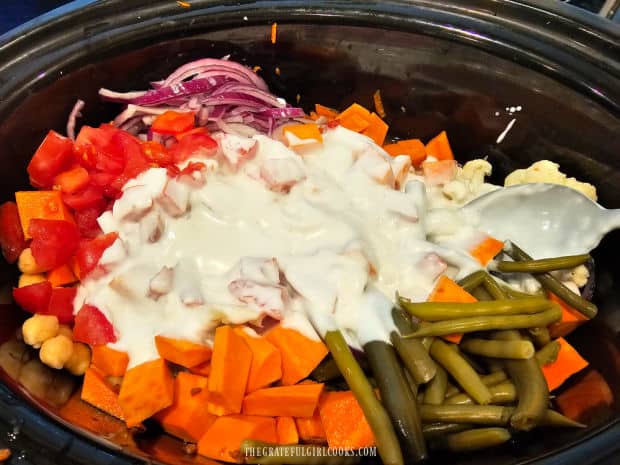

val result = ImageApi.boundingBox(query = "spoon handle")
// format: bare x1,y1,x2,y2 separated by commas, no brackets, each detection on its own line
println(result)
603,209,620,233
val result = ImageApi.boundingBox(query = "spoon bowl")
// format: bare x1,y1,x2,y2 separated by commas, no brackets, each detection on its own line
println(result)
463,183,620,259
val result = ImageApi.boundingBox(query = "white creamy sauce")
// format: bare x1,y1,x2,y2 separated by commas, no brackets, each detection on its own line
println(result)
75,126,495,367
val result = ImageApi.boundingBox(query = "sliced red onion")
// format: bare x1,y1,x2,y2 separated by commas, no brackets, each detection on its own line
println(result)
99,88,147,102
259,107,306,118
66,99,85,140
103,58,304,137
113,104,171,127
161,58,268,91
100,76,230,106
210,84,286,108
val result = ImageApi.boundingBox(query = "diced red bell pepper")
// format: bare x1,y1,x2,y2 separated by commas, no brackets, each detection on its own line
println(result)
47,287,77,324
151,111,195,135
73,304,116,345
28,219,80,270
169,133,218,164
62,184,106,211
0,202,27,264
74,206,104,239
175,127,210,140
75,232,118,277
142,141,173,166
12,281,53,315
27,130,75,188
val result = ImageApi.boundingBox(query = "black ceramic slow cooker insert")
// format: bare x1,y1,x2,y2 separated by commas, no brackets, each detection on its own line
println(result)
0,1,619,464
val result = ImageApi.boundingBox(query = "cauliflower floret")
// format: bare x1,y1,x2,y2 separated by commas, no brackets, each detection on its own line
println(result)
441,159,495,204
571,264,590,288
460,159,492,187
442,180,468,203
564,178,598,202
504,160,597,201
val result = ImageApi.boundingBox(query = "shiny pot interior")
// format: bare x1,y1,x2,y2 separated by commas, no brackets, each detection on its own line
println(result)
0,1,619,464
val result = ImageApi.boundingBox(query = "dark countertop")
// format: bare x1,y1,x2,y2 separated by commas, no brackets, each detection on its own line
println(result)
1,0,72,35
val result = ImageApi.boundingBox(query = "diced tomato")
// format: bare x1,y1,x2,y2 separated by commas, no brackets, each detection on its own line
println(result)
62,184,106,211
0,202,27,264
180,162,206,176
28,219,80,270
73,304,116,345
12,281,53,315
108,131,150,193
142,141,173,166
74,125,121,171
169,133,218,164
151,111,195,135
74,206,104,239
46,287,77,324
54,166,90,194
75,232,118,277
27,130,75,188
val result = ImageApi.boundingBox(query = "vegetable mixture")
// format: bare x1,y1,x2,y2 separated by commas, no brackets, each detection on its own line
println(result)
0,57,605,465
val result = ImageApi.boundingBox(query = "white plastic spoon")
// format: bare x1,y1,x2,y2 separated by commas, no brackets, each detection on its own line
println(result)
462,183,620,259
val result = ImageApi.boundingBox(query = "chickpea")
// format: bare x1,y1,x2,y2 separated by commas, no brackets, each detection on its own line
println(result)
22,314,59,348
64,342,91,376
18,273,47,288
17,248,47,274
39,335,74,369
57,325,73,339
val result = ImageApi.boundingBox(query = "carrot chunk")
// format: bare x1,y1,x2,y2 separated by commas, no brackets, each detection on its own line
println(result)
429,276,477,344
276,416,299,445
361,112,389,146
383,139,427,166
15,190,74,239
47,264,77,287
91,345,129,377
548,292,589,338
294,411,327,444
314,104,338,120
154,335,212,368
190,361,211,377
556,369,613,422
242,383,324,417
235,328,282,392
197,415,278,463
156,372,216,442
542,337,589,391
118,358,174,427
337,103,371,133
282,123,323,147
318,390,375,449
81,367,124,420
469,235,505,266
207,326,253,415
265,326,328,385
429,275,477,304
373,89,386,118
425,130,455,161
